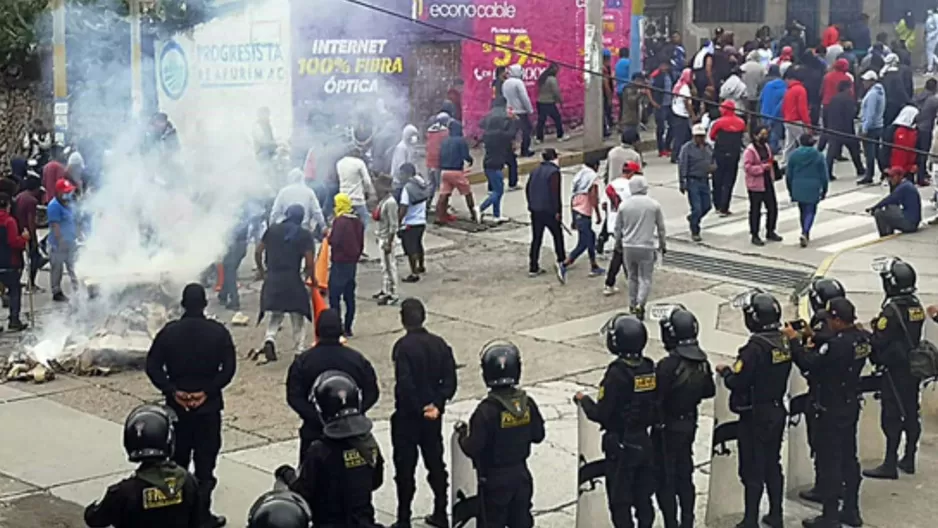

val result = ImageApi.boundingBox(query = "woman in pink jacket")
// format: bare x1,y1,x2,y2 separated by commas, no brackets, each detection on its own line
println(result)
742,126,782,246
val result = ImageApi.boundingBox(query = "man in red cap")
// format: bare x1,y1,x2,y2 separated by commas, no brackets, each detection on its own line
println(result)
48,178,79,302
603,160,641,296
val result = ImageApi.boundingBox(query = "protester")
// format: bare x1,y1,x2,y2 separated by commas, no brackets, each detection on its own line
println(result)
0,193,28,331
328,193,365,337
709,100,746,216
602,49,617,136
22,118,51,167
373,186,400,306
927,10,938,73
390,124,420,198
535,63,565,143
269,168,326,236
771,46,795,77
503,64,535,157
760,65,787,154
48,178,78,302
851,14,872,60
914,79,938,186
817,58,854,154
480,99,515,224
866,167,921,236
670,68,697,163
41,147,66,204
679,124,715,242
255,204,316,361
436,121,477,224
825,38,845,66
824,80,866,180
822,22,840,48
425,112,450,201
335,147,376,231
616,47,633,104
881,54,910,127
879,105,919,182
719,63,748,115
603,161,640,296
66,151,84,191
740,51,765,129
896,11,916,51
612,175,665,320
801,49,827,126
649,60,674,157
447,79,464,121
620,72,647,139
782,67,812,166
397,163,428,284
491,66,508,106
778,25,805,62
786,134,829,247
13,177,44,293
526,149,567,283
743,126,781,246
858,70,886,184
561,157,604,278
219,206,250,311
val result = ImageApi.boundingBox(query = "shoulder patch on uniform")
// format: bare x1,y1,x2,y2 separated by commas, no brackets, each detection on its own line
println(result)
854,342,872,360
732,359,744,374
142,478,183,510
500,408,532,428
877,316,888,331
633,373,657,392
597,385,605,401
772,347,791,364
909,307,925,322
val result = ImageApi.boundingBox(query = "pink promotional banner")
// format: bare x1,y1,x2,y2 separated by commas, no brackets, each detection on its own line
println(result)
461,0,631,138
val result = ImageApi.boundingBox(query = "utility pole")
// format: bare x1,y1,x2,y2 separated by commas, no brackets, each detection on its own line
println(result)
51,0,67,145
129,0,146,117
583,0,603,151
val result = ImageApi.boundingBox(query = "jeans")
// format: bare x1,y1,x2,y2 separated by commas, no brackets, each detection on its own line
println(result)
798,202,818,235
529,211,566,272
353,204,369,233
517,113,533,154
670,115,691,163
0,271,21,322
265,311,307,353
624,247,656,308
328,261,358,333
603,95,615,135
825,136,865,178
685,178,712,235
655,106,673,152
535,102,564,141
873,205,919,236
748,186,779,237
764,119,784,154
917,128,933,184
24,240,45,287
50,243,77,295
863,128,883,180
480,169,505,218
220,240,247,307
568,212,596,263
713,155,740,213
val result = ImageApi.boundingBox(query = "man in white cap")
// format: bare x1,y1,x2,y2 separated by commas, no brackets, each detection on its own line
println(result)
678,123,715,242
858,69,885,185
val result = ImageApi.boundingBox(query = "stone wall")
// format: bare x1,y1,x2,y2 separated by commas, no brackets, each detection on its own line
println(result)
0,83,51,177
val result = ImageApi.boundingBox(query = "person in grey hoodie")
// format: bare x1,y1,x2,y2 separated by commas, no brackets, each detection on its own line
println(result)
613,176,666,320
503,63,536,157
740,51,766,131
535,63,565,143
391,124,420,199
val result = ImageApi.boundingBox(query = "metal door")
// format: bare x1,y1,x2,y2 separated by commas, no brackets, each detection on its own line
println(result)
409,42,461,126
787,0,820,47
829,0,863,27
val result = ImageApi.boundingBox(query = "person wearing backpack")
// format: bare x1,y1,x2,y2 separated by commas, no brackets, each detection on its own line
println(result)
864,258,928,480
398,163,429,284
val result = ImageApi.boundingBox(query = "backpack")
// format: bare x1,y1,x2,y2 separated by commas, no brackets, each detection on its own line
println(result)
403,176,432,205
890,304,938,381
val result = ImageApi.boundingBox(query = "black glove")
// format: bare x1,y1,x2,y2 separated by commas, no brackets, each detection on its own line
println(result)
275,465,298,486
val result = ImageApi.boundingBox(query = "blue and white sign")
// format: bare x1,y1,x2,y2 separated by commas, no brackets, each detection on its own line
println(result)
159,40,189,100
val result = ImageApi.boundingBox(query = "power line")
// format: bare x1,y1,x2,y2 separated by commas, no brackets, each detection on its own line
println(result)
338,0,934,160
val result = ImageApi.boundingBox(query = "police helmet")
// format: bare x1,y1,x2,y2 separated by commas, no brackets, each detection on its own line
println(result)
123,404,176,463
604,313,647,357
312,371,372,439
480,340,522,388
808,277,846,313
658,306,700,350
740,291,782,333
247,490,312,528
879,258,917,297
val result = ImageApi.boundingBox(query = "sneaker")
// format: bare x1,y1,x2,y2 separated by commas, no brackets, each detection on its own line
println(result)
765,232,783,242
424,512,450,528
751,236,765,246
856,177,874,185
555,262,567,284
507,185,521,192
344,330,354,339
829,174,837,181
633,305,646,321
224,302,241,311
558,136,570,142
402,274,420,283
378,295,400,306
839,510,863,527
6,320,27,332
862,462,898,480
799,234,808,248
474,206,483,223
589,267,606,277
528,268,547,278
534,139,543,145
493,216,510,223
372,291,387,300
603,285,619,296
691,233,702,242
262,341,277,362
52,292,69,302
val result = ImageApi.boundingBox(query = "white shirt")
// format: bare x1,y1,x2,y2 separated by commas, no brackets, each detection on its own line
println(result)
269,183,325,233
400,186,427,226
335,156,375,206
671,85,691,117
603,177,632,231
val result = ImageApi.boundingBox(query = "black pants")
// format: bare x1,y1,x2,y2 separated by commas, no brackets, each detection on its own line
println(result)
747,185,778,237
0,271,22,323
604,432,656,528
603,94,615,135
517,113,533,155
535,102,564,141
825,136,865,178
737,407,785,524
670,115,691,163
220,240,247,307
881,367,922,464
713,154,739,213
480,465,534,528
654,427,697,528
173,410,222,521
654,106,672,153
529,211,565,273
605,248,627,287
917,128,933,184
391,412,448,520
815,404,861,519
25,240,44,287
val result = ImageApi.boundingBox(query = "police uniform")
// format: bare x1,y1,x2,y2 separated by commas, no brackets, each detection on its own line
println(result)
720,293,792,528
85,404,201,528
654,308,716,528
791,298,869,527
458,341,546,528
580,314,659,528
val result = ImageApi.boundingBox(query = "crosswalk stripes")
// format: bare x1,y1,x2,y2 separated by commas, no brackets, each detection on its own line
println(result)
778,214,870,246
706,192,879,236
816,232,882,253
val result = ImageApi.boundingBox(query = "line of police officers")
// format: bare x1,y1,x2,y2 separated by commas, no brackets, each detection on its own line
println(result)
85,256,929,528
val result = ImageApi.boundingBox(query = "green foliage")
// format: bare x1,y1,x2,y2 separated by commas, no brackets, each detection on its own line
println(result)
0,0,51,67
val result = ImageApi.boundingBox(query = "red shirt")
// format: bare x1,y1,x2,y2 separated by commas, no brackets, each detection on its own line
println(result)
0,210,27,268
42,161,65,204
446,88,463,121
822,26,840,48
821,71,853,105
14,191,38,233
890,126,918,174
425,128,447,170
782,81,811,125
328,214,364,264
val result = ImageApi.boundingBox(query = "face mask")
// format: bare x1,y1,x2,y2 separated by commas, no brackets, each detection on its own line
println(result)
409,136,418,145
63,192,74,201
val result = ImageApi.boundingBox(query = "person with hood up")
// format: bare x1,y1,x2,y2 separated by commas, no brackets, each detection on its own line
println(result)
255,204,316,362
858,70,886,184
336,147,376,232
771,46,795,77
436,120,477,224
709,100,746,216
817,58,854,154
896,11,916,51
269,168,326,236
424,113,450,203
398,163,430,284
760,65,787,154
914,78,938,186
740,51,766,130
41,147,66,204
535,63,565,143
881,53,910,127
786,134,829,247
719,62,748,116
927,10,938,73
851,14,872,60
822,22,840,48
879,105,919,182
391,124,420,199
614,175,666,320
328,193,365,337
480,98,516,223
743,126,782,247
800,49,827,126
670,68,697,163
824,80,867,181
861,42,887,73
66,151,84,191
503,63,536,157
782,67,812,167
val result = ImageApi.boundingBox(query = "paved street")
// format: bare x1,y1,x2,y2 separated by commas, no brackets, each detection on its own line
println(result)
0,152,937,527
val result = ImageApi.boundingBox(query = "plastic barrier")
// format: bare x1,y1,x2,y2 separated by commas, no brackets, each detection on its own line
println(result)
575,403,614,528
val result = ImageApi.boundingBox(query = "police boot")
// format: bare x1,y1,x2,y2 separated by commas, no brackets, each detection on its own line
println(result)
423,510,449,528
735,485,762,528
798,486,823,504
802,500,840,528
898,451,916,475
839,508,864,527
862,455,898,480
763,472,784,527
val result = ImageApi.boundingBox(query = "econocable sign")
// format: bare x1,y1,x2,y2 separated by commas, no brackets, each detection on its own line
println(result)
415,0,517,19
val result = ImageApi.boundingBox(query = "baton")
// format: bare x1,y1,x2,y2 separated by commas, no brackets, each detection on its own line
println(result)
884,370,907,421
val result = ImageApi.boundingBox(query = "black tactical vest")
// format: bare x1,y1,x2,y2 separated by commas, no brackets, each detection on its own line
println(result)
814,327,870,409
730,332,792,412
480,393,536,470
616,357,659,431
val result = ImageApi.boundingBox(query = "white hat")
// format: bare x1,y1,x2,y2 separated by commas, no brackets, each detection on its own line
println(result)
692,123,707,136
861,70,879,81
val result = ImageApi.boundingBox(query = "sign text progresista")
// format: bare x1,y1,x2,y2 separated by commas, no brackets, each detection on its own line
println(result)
196,43,283,63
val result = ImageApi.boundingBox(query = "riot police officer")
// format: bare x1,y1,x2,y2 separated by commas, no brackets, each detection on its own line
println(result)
84,404,201,528
247,490,312,528
456,340,546,528
654,306,716,528
576,314,659,528
864,258,925,479
796,277,847,504
279,371,386,527
716,291,792,528
786,297,868,528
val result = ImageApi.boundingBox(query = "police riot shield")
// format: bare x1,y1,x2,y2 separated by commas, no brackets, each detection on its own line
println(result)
705,373,745,526
857,371,884,463
786,371,814,496
920,317,938,429
576,403,613,528
451,429,479,528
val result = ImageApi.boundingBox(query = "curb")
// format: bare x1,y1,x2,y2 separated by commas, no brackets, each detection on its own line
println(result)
465,139,658,186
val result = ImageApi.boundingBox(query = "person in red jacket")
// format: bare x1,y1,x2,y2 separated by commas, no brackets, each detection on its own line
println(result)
424,114,450,205
782,68,812,165
817,58,854,153
709,100,746,215
822,23,840,48
880,105,919,181
0,193,29,331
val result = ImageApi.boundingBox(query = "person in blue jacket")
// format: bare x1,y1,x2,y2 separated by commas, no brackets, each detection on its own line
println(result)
866,167,921,236
759,65,787,154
